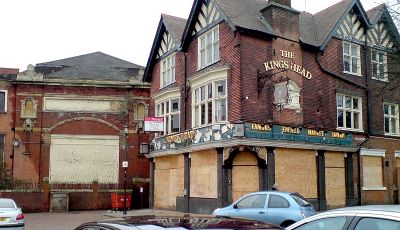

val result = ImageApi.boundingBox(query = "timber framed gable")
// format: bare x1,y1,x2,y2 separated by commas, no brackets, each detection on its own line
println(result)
157,31,176,59
335,10,367,44
192,0,223,36
367,6,399,50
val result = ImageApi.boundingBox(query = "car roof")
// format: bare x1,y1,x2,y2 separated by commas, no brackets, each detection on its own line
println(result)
333,205,400,213
247,191,293,195
303,205,400,221
76,216,283,229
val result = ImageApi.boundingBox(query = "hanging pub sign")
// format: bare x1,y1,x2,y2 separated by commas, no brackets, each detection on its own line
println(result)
263,50,312,79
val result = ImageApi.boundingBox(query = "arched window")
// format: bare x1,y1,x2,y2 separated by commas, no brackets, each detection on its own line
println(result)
21,97,37,118
137,103,146,120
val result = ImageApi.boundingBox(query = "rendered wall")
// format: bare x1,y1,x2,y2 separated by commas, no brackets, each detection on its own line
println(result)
154,155,184,209
49,135,119,183
275,148,318,198
190,150,217,198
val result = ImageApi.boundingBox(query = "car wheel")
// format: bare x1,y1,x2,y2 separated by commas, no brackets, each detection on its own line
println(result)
281,220,295,228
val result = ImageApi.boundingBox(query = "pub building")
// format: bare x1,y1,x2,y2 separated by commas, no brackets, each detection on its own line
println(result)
144,0,400,213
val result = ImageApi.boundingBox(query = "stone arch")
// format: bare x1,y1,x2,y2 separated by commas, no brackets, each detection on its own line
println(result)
44,117,121,134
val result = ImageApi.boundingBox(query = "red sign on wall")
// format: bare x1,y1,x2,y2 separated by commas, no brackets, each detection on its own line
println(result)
144,117,164,132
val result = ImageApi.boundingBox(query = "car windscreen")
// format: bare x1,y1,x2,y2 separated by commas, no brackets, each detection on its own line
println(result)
0,199,16,209
290,193,311,207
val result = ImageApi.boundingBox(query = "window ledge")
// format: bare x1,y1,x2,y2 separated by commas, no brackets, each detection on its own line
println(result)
362,186,387,191
197,60,220,72
384,133,400,137
343,71,362,77
337,128,364,133
371,77,389,82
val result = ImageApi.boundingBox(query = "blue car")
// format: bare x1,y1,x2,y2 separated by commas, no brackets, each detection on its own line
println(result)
212,191,315,228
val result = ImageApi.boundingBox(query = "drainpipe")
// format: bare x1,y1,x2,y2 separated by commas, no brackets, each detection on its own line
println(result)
359,28,372,206
364,29,372,137
184,53,188,130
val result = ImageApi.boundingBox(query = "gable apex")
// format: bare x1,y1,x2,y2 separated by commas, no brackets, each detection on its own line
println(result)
317,0,371,50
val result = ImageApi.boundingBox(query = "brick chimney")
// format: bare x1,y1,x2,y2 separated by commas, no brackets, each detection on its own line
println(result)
268,0,291,7
261,0,299,40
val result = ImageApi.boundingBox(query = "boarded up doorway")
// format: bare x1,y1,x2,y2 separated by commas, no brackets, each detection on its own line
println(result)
232,151,259,201
325,152,346,209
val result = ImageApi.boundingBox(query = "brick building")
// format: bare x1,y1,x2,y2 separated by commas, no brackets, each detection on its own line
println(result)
0,68,19,176
2,52,151,192
144,0,400,213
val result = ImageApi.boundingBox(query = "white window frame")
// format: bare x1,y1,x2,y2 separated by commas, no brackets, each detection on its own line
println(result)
0,90,7,113
371,50,388,81
160,54,176,88
192,79,227,128
343,42,361,75
336,94,363,131
156,98,180,134
198,26,220,70
383,102,399,136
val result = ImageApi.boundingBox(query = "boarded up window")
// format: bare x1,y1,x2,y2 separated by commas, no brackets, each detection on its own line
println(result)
363,156,383,188
137,103,145,120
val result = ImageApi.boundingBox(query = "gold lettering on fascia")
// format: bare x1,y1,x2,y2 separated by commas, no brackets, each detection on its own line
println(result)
282,126,300,134
166,131,196,144
263,50,312,80
331,132,346,139
251,123,272,131
307,129,325,137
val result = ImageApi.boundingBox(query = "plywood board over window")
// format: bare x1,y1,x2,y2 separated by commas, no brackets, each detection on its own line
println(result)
275,148,317,198
190,150,217,198
325,152,346,209
154,155,184,209
361,148,386,191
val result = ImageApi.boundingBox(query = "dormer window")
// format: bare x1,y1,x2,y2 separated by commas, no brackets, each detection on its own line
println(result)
371,50,388,81
343,42,361,75
198,26,220,69
160,54,176,88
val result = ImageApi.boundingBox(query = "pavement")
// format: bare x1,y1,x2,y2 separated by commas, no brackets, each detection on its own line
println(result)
25,209,193,230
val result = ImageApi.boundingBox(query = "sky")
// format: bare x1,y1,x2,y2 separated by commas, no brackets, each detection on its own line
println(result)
0,0,391,71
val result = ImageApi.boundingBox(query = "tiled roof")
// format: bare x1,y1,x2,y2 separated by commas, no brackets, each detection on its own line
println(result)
36,52,143,81
216,0,274,35
300,0,354,47
162,14,187,46
37,52,143,69
367,4,385,24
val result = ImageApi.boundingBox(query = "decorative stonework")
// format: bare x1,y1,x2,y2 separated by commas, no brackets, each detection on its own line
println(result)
17,64,44,81
21,97,38,119
248,146,267,161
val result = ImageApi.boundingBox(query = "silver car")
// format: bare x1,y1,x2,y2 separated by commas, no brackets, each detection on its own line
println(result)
286,205,400,230
0,198,25,230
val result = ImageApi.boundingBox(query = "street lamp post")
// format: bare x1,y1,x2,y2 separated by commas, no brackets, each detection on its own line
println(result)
123,124,129,215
